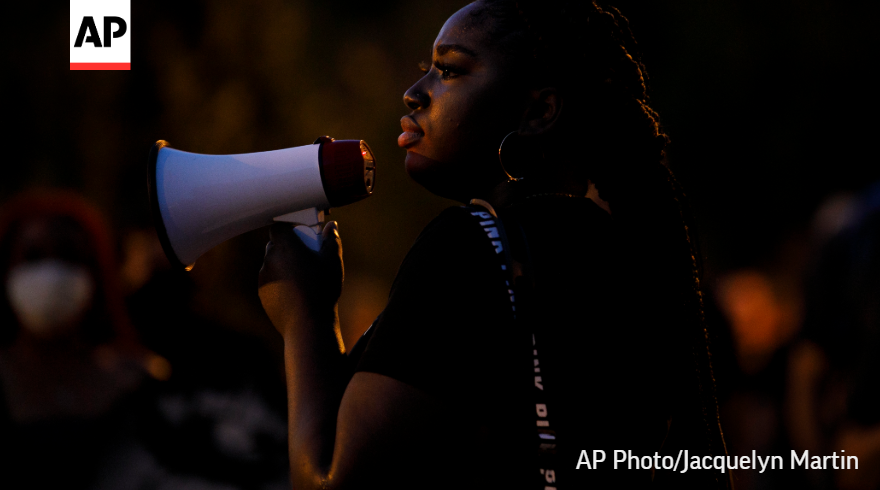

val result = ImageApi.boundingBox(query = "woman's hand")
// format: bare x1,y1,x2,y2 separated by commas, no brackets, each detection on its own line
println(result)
258,221,343,336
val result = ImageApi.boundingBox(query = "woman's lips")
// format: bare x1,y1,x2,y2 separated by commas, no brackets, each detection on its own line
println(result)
398,131,422,148
398,116,424,148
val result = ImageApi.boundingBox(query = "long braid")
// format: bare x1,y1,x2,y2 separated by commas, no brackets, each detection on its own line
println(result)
472,0,730,486
666,164,731,475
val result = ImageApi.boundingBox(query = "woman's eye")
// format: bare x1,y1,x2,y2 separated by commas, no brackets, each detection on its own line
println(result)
417,60,461,79
434,63,459,80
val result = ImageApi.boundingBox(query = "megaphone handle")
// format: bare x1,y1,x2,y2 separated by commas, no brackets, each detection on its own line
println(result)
274,208,325,252
293,224,323,252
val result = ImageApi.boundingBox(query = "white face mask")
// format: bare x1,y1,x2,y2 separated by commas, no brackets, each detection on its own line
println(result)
5,259,95,337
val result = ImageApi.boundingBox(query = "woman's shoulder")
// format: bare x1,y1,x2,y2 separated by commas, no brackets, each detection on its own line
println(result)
406,205,499,258
385,205,505,299
406,198,612,265
419,205,491,236
355,205,511,393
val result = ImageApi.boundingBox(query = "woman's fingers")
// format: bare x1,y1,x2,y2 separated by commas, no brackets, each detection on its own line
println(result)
260,223,300,287
321,221,341,257
321,221,343,284
322,220,339,241
268,222,301,252
259,220,344,296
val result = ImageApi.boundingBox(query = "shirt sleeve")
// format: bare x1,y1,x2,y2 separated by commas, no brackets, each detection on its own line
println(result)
353,206,511,398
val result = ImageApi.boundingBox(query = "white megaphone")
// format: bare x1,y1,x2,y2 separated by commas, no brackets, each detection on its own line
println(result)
148,136,375,270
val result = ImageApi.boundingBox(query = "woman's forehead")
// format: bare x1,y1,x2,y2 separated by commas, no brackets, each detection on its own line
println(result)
433,3,488,56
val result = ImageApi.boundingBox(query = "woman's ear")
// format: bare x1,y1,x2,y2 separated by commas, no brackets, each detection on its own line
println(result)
519,87,562,135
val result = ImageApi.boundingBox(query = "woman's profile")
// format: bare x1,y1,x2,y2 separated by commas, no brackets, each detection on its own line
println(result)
257,1,730,488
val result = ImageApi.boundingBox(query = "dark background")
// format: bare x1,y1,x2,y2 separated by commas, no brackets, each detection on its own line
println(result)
8,0,878,385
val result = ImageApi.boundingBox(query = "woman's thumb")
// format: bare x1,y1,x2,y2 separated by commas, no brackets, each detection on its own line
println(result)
321,221,342,259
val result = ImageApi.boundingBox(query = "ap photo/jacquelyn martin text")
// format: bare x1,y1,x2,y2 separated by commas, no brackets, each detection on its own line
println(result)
576,450,859,473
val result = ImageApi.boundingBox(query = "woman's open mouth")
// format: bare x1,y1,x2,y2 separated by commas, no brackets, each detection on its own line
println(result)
398,116,424,148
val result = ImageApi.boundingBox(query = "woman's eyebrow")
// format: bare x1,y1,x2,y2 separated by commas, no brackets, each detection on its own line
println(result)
435,43,478,58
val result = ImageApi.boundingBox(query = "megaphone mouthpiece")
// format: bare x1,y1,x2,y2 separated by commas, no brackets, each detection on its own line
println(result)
148,137,375,270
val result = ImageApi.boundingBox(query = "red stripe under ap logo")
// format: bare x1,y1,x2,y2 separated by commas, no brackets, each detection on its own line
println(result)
70,63,130,70
70,1,131,71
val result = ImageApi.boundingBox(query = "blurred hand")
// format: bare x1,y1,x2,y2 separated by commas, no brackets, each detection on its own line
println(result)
258,221,343,336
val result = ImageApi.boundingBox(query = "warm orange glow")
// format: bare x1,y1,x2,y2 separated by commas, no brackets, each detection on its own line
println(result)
719,271,780,353
717,269,801,368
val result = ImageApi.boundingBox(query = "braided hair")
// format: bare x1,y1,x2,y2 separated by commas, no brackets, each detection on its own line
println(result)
469,1,731,487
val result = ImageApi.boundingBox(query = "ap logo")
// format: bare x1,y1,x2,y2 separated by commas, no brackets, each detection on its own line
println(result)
70,0,131,70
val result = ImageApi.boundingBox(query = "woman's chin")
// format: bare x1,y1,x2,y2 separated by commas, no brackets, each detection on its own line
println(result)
404,151,469,202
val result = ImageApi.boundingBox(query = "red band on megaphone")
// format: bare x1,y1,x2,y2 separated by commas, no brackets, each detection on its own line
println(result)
320,140,375,207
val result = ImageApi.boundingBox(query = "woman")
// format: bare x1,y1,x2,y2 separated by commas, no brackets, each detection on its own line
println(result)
258,1,729,488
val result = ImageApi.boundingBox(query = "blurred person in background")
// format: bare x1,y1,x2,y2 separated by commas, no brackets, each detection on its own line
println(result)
0,190,157,489
87,225,290,490
715,266,807,489
787,182,880,490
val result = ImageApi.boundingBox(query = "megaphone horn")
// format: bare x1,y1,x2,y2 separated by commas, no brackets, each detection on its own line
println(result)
147,136,375,271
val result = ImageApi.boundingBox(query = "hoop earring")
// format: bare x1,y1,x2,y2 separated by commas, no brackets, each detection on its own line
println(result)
498,131,525,182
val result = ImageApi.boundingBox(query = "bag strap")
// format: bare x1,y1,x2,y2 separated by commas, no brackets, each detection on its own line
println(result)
466,199,560,490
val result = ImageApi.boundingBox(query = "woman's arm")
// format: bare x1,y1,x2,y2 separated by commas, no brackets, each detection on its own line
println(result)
258,223,445,490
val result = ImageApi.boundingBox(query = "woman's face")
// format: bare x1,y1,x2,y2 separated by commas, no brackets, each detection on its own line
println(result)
399,3,528,202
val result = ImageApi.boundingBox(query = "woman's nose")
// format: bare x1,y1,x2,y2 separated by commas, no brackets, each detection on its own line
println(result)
403,84,429,110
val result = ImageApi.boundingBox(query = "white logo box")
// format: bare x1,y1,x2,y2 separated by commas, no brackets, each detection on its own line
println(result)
70,0,131,70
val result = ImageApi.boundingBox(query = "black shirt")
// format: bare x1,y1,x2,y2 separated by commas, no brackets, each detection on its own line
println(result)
353,195,674,488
